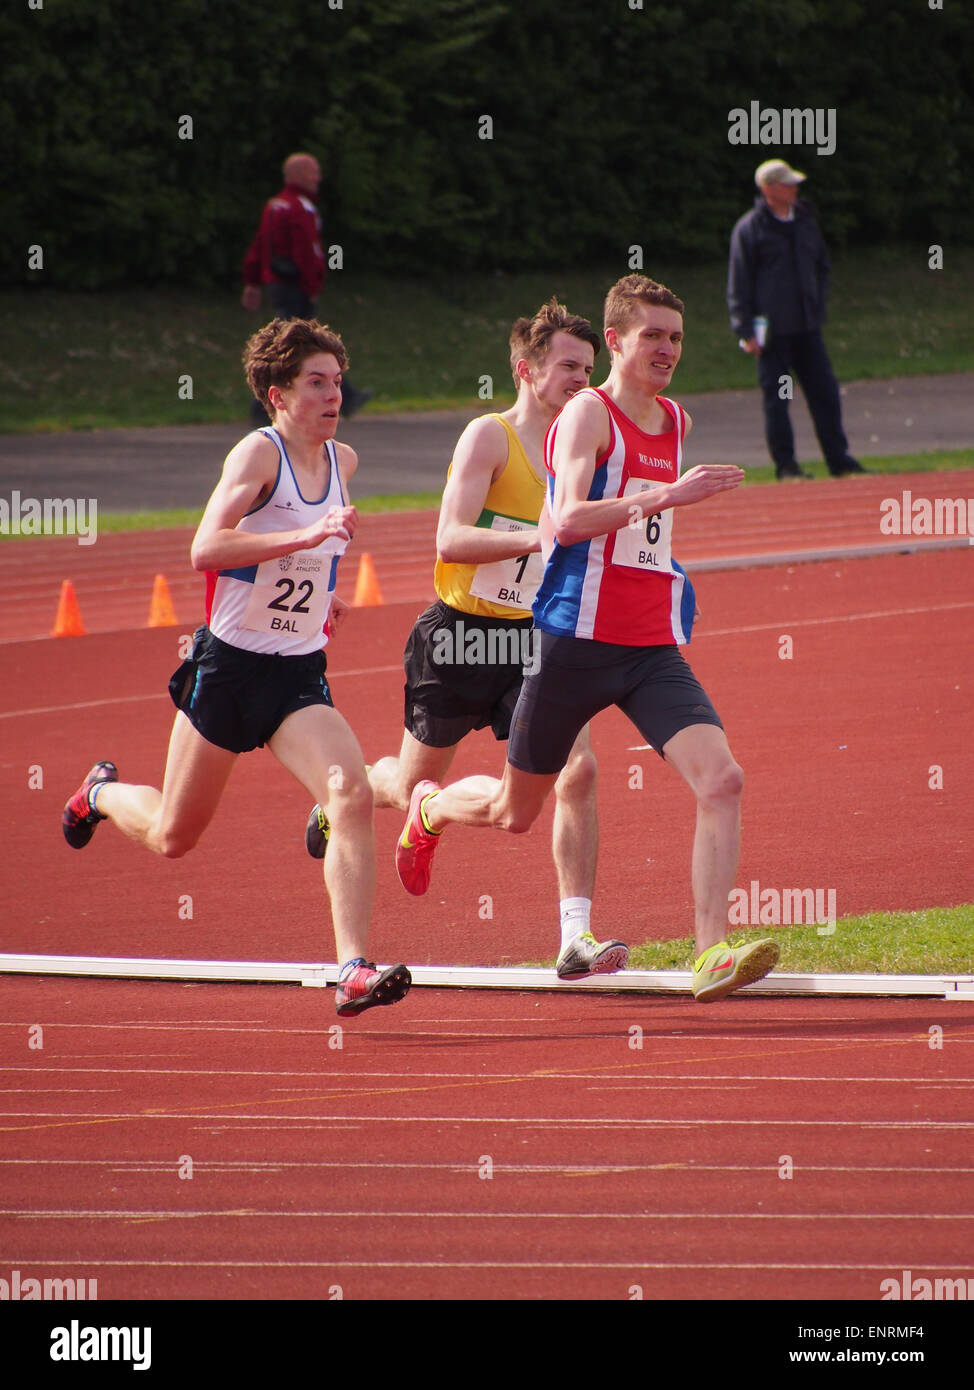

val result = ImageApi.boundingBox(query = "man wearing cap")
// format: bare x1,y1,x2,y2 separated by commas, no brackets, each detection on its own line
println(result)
727,159,865,480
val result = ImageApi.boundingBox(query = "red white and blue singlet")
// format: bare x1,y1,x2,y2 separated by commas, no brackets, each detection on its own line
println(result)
533,389,696,647
206,427,348,656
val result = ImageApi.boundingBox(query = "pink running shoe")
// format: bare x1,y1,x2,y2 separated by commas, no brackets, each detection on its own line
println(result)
335,962,412,1017
395,779,442,896
62,761,118,849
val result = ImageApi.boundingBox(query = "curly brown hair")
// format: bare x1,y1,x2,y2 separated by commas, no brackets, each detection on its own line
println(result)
243,318,349,413
508,298,600,388
603,275,684,336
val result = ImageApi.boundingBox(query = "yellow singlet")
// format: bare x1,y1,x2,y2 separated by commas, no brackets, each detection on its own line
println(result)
433,414,546,620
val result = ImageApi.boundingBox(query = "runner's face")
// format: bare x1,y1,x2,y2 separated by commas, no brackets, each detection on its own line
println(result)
271,353,343,437
609,305,683,392
527,330,595,413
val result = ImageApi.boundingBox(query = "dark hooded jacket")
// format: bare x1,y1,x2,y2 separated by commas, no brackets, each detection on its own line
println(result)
727,196,830,340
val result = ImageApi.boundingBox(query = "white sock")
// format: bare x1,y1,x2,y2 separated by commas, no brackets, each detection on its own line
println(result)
559,897,592,951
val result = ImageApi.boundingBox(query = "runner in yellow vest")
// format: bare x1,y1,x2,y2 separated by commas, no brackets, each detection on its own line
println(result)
307,299,629,980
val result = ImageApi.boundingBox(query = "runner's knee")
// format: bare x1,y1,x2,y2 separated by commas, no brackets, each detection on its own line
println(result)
698,758,745,806
323,769,373,826
555,747,598,804
156,826,200,859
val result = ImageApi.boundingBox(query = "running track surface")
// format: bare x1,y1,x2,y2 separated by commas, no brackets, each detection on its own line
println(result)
1,471,972,1301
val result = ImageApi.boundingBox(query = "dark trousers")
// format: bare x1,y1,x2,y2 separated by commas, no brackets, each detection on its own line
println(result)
249,282,361,422
756,329,855,476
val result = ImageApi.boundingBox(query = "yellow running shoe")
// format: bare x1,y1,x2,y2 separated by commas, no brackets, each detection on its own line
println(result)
692,938,779,1003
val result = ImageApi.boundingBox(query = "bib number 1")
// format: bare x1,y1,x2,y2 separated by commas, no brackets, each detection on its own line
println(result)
468,515,543,610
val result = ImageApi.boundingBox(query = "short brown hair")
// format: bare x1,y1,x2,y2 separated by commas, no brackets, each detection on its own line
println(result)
243,318,349,413
509,297,600,388
603,275,684,336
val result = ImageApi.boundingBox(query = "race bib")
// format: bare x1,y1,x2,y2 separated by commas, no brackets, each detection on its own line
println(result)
611,478,673,572
468,515,543,610
242,546,339,638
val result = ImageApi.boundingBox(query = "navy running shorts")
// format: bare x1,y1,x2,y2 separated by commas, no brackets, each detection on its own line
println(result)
507,631,723,776
403,600,536,748
168,625,334,754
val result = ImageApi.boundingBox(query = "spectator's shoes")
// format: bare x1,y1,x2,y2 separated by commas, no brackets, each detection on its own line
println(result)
691,938,780,1003
305,803,330,860
395,780,442,896
335,962,412,1017
556,932,630,981
831,459,869,476
776,465,811,480
62,761,118,849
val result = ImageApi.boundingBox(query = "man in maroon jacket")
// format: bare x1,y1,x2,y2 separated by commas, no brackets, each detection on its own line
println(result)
242,152,370,418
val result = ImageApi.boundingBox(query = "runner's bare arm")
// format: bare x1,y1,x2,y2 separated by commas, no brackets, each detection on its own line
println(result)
436,416,541,563
335,441,359,491
551,397,738,545
326,443,361,627
190,434,356,571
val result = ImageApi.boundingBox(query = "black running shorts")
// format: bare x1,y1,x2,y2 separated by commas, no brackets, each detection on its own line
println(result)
507,631,723,776
168,626,334,754
403,600,535,748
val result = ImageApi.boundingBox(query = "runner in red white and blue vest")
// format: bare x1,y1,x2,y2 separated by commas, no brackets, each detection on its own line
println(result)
395,274,781,1002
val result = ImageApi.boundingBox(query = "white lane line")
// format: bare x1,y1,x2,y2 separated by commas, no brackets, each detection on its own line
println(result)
1,1113,971,1127
3,1158,972,1174
0,1258,954,1270
7,1208,974,1221
3,1067,971,1082
2,598,972,719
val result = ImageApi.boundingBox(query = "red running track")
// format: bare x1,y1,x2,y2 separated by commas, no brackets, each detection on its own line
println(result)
1,474,972,1303
3,468,973,641
1,978,972,1301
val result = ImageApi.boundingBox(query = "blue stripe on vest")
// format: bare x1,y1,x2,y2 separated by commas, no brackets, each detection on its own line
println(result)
220,564,259,583
673,559,696,641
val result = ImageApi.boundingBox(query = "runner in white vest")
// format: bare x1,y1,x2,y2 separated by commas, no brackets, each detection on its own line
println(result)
61,319,411,1018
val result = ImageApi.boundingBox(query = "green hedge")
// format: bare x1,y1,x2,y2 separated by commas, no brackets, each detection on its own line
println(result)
4,0,972,289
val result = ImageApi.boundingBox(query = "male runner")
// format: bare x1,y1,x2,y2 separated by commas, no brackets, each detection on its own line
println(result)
306,299,629,980
61,318,410,1018
395,275,780,1002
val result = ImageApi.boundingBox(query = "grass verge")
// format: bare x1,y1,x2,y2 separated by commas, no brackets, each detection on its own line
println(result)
616,905,974,976
3,246,972,432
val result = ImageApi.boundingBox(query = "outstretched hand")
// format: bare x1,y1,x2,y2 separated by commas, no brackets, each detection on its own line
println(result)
669,464,744,507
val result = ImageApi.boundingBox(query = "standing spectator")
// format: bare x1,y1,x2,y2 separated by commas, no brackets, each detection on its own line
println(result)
242,152,371,419
727,159,865,480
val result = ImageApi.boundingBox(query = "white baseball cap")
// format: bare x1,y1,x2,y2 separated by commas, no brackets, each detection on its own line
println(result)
755,159,807,187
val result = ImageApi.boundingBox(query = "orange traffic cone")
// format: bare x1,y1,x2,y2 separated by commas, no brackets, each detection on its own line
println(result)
352,553,383,606
148,573,177,627
51,580,86,637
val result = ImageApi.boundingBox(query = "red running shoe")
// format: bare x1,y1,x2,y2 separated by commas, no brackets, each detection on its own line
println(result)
395,779,442,896
62,761,118,849
335,962,412,1017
